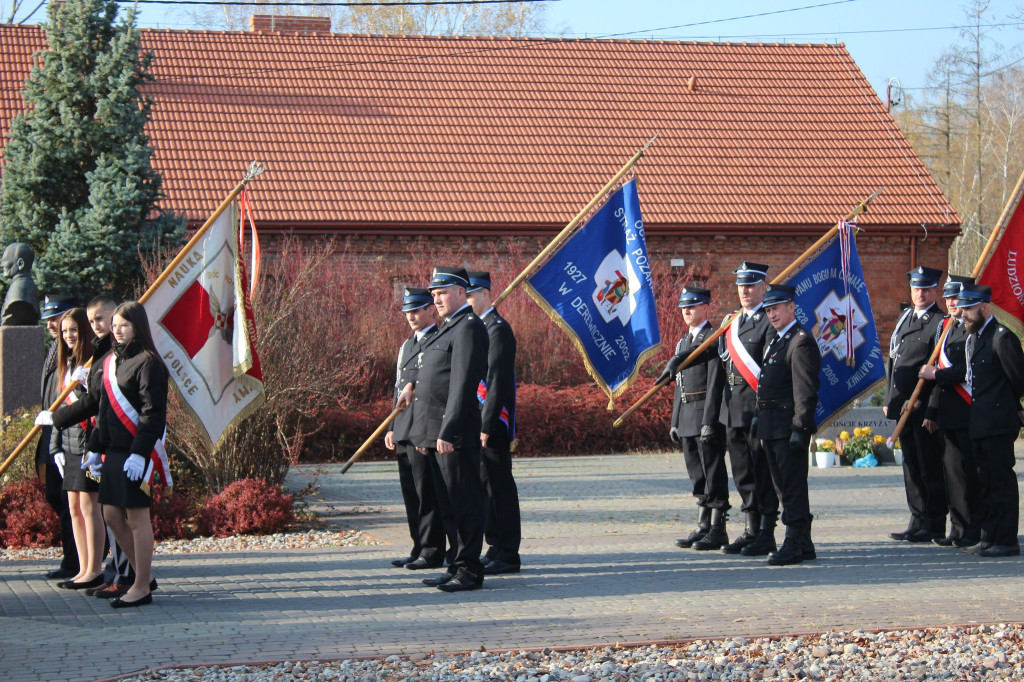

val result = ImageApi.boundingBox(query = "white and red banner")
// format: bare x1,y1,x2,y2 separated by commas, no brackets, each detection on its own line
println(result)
144,201,265,448
978,175,1024,335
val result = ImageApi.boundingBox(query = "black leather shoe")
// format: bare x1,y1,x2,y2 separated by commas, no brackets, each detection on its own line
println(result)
405,557,444,570
801,542,817,561
482,560,520,575
391,556,415,567
740,533,777,556
45,568,77,580
977,544,1021,557
110,593,152,608
906,529,943,543
421,571,456,586
436,569,483,592
888,529,913,542
57,575,105,590
961,541,992,555
767,540,804,566
953,537,979,548
932,535,956,547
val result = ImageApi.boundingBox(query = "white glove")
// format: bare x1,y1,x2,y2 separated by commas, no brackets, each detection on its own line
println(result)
35,411,53,426
70,366,90,384
81,451,102,470
124,453,146,481
53,452,65,478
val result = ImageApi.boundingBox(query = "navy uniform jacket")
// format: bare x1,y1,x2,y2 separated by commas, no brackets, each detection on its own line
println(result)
718,307,772,428
671,322,725,437
409,305,489,450
389,324,436,445
884,303,942,417
925,317,970,425
937,319,1024,440
480,310,516,446
756,323,821,440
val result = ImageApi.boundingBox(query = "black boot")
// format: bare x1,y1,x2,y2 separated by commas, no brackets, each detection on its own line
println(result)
740,515,778,556
800,516,816,560
675,506,710,548
767,535,804,566
722,511,759,554
694,508,729,550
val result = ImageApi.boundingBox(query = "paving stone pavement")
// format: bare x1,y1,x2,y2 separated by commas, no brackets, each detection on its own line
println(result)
2,452,1023,682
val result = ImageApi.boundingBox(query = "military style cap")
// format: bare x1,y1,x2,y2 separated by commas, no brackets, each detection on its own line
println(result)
401,287,432,312
942,274,975,299
762,284,796,307
40,294,77,320
956,283,992,308
677,286,711,308
428,267,470,291
466,270,491,293
733,262,769,285
907,265,942,288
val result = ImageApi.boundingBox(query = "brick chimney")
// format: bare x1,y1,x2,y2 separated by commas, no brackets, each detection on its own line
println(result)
248,15,332,35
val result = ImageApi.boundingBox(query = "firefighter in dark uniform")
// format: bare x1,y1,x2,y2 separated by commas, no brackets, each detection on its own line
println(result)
919,275,979,547
937,285,1023,557
885,265,947,543
466,271,521,575
397,267,489,591
755,285,821,566
384,287,445,570
717,262,780,556
658,286,728,549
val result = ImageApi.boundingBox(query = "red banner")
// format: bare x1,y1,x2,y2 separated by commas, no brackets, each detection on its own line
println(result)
978,187,1024,335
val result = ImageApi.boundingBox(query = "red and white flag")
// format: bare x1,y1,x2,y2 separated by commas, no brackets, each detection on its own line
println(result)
144,200,265,448
978,174,1024,335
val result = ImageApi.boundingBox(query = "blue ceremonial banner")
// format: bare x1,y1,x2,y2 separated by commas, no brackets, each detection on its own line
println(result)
789,226,886,428
524,178,661,402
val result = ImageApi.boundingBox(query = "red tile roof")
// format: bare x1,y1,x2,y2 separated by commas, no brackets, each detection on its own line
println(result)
0,26,959,232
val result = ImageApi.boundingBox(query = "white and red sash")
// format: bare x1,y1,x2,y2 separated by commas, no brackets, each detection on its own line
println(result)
725,314,760,391
937,319,972,404
103,354,172,494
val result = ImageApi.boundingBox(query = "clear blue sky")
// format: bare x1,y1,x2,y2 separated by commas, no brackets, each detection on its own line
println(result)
119,0,1023,99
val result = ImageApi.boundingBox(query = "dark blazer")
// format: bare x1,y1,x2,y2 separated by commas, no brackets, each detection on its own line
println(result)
88,340,168,456
671,322,725,437
52,333,112,430
480,310,516,444
926,317,970,425
36,341,60,468
389,324,436,444
756,322,821,439
884,303,942,418
718,307,772,428
409,305,488,450
940,319,1024,440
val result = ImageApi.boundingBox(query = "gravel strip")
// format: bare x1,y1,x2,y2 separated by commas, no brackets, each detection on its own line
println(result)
117,624,1024,681
0,529,380,562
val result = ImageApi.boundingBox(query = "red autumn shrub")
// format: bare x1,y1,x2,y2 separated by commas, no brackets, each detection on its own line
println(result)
150,485,198,541
199,478,294,537
0,478,60,549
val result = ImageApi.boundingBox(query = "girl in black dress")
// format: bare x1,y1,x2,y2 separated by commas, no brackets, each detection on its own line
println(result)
50,308,104,590
84,301,167,608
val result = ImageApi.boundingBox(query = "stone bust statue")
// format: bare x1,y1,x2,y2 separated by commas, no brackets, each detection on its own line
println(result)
1,243,40,326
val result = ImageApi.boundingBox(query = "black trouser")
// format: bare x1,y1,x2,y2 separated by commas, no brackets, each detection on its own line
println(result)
761,435,811,540
972,433,1019,547
429,446,486,576
405,445,445,562
899,415,947,533
42,457,78,573
941,428,979,542
726,425,778,518
396,446,423,559
480,440,521,564
682,424,729,509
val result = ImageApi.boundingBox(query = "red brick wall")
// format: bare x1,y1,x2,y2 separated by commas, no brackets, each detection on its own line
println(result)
248,15,332,34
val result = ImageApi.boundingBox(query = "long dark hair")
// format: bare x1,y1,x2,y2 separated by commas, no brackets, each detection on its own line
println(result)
56,308,95,377
113,301,158,358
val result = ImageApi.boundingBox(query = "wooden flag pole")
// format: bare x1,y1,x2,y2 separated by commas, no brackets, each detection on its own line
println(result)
492,135,658,309
612,188,884,429
343,138,658,474
341,406,403,474
0,162,265,479
886,168,1024,448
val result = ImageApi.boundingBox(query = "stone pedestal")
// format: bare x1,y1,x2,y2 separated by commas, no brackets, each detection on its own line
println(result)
0,325,44,417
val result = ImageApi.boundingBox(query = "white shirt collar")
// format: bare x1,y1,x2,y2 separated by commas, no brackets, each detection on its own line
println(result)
415,323,436,343
481,306,496,320
774,319,798,339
